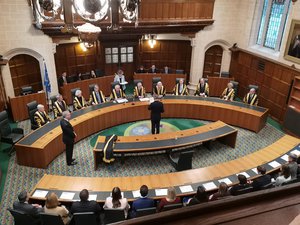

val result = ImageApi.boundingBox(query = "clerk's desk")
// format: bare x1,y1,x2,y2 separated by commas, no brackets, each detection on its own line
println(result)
29,135,300,203
15,96,268,169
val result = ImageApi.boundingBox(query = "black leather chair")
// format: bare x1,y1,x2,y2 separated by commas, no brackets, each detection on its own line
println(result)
175,69,184,74
136,207,156,218
39,213,65,225
81,72,91,80
282,178,300,186
152,77,161,91
103,209,125,224
235,186,253,195
8,208,40,225
89,84,96,95
134,79,143,86
162,203,183,211
27,101,39,130
0,111,24,155
260,182,274,190
230,81,239,99
111,81,119,90
248,84,259,93
73,212,97,225
95,69,105,77
169,150,194,171
20,86,33,95
220,71,230,78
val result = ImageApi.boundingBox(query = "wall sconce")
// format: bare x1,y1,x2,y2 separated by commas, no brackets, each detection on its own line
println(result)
144,34,157,48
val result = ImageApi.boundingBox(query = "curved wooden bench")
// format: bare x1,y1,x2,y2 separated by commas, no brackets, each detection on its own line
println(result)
16,96,268,168
29,135,300,203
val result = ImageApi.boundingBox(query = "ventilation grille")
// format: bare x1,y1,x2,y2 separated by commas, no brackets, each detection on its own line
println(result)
257,60,265,71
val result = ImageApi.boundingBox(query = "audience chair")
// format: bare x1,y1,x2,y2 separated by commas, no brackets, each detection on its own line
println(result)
26,101,39,130
162,203,183,212
135,207,156,218
39,212,65,225
282,178,300,186
230,81,239,98
89,84,96,95
49,95,57,112
71,88,80,103
95,69,105,77
260,182,274,190
134,79,143,86
111,81,119,90
175,69,184,74
81,72,91,80
248,84,259,93
103,209,125,224
234,186,253,195
8,208,40,225
68,74,77,83
73,212,97,225
220,71,230,78
169,150,194,171
20,86,33,95
152,77,161,91
0,111,24,156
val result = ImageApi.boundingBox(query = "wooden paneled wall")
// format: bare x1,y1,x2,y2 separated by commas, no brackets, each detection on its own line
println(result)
55,40,192,81
137,40,192,76
139,0,214,21
9,54,42,96
229,48,300,122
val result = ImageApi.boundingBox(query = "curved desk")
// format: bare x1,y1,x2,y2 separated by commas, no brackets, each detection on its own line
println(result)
29,135,300,203
15,96,268,168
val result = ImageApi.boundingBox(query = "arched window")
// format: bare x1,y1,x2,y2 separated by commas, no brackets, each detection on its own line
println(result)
256,0,290,51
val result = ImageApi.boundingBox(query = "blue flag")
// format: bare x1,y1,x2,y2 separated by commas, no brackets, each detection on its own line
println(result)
43,61,51,94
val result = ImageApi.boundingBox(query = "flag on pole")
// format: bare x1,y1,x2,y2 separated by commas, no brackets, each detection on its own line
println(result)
43,60,51,94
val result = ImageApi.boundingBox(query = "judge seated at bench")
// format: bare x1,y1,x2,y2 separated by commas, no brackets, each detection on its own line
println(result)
243,88,258,106
173,78,188,96
34,104,51,128
133,82,146,98
221,82,235,101
110,84,126,101
153,81,166,98
53,94,68,119
195,78,209,97
89,84,106,105
73,89,88,111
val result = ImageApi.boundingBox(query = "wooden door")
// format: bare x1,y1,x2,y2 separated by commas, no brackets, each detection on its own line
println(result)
9,54,42,96
0,62,7,110
203,45,223,78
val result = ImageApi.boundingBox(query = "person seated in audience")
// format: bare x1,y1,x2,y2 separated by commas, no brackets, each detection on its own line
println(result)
287,153,298,179
89,85,106,105
137,65,146,73
162,66,172,74
186,185,208,206
13,190,43,221
91,70,96,78
195,78,209,97
251,165,272,191
103,187,130,218
133,82,146,98
243,88,258,106
34,104,51,127
114,69,127,91
130,185,155,218
53,94,68,119
44,192,71,225
73,89,88,111
157,187,181,212
209,182,230,201
221,82,235,101
58,72,68,87
229,174,251,196
110,84,126,100
70,189,101,223
173,78,188,96
153,81,166,98
149,64,159,73
275,164,291,186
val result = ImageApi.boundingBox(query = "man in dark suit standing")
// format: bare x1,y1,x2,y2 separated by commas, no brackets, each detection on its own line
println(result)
60,111,77,166
148,96,164,134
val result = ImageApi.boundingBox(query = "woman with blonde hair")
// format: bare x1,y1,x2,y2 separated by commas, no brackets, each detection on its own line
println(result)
157,187,181,212
44,192,71,224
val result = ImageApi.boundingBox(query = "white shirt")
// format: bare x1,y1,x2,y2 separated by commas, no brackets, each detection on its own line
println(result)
114,74,126,90
103,197,130,218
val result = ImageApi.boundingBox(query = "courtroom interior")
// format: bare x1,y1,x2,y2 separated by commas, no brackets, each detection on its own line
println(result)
1,0,300,225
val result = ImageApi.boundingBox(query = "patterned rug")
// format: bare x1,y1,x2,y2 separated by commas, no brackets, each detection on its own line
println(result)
0,118,285,225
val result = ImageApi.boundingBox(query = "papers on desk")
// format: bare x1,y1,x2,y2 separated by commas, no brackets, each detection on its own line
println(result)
149,97,154,104
251,168,258,174
236,172,250,178
179,185,193,193
218,178,232,185
202,182,217,191
280,154,289,162
116,99,128,104
291,149,300,156
120,81,128,85
268,161,281,168
88,194,97,201
32,190,48,198
139,98,150,102
132,190,140,198
155,189,168,196
60,192,75,200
